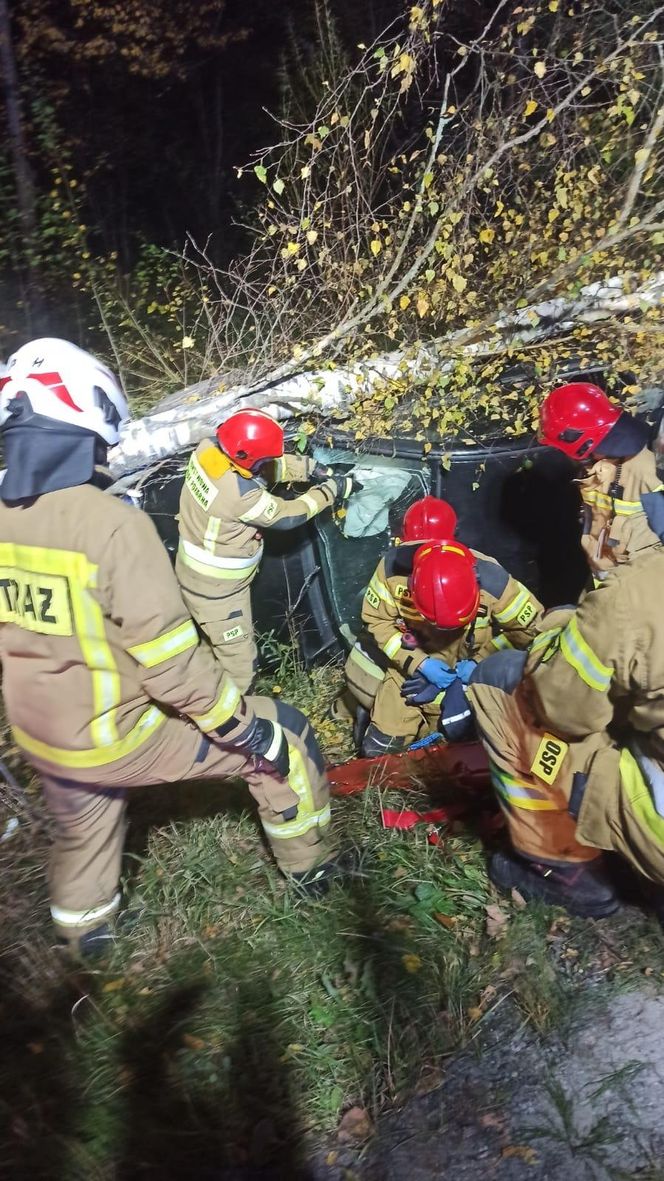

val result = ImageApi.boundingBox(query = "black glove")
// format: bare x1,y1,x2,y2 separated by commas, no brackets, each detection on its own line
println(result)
438,678,475,743
311,463,334,482
218,716,290,779
332,474,363,507
401,671,442,705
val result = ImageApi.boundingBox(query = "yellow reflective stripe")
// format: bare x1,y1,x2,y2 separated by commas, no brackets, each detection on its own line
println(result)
298,492,322,518
560,616,613,692
368,572,395,606
13,705,167,770
491,633,513,651
493,585,531,624
382,632,403,659
348,644,384,680
529,626,562,655
190,678,242,731
128,620,198,668
261,746,331,839
0,541,91,580
581,488,643,516
273,455,288,482
203,515,222,552
238,490,276,523
70,581,121,746
620,747,664,845
474,616,491,629
489,760,559,812
177,540,262,580
51,892,121,928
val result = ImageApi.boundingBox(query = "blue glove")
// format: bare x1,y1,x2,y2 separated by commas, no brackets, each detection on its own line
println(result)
419,657,457,691
455,659,478,685
401,672,441,705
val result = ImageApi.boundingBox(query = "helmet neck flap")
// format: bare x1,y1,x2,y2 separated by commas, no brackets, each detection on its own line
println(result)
1,396,108,503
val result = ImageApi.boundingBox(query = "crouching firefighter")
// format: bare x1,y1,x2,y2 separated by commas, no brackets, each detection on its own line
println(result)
176,409,358,692
539,382,664,583
466,545,664,918
335,495,459,748
0,340,343,955
360,537,543,757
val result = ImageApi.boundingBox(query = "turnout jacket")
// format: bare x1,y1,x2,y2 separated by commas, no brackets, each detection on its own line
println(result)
176,440,336,596
0,484,256,777
577,447,663,576
360,543,543,676
526,547,664,757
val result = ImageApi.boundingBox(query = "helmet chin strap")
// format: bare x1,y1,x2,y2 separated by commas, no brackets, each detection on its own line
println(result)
0,411,106,503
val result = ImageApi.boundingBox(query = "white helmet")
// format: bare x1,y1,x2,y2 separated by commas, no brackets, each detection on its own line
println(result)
0,337,129,446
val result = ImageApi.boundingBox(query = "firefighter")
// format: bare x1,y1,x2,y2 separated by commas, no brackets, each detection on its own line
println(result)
467,545,664,918
539,382,664,581
176,409,356,692
0,339,341,956
360,537,544,756
335,496,459,748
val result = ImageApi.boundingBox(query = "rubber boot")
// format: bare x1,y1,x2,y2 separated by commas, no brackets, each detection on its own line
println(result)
489,850,620,918
289,848,365,900
352,705,371,753
361,724,407,759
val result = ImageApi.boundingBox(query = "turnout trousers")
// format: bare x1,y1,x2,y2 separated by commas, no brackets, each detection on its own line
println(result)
33,697,335,946
468,650,664,883
179,581,258,694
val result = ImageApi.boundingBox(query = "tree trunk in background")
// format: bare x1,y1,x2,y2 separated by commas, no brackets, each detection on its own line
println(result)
0,0,43,329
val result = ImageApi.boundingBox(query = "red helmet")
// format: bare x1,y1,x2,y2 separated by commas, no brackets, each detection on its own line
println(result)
410,541,480,630
538,383,621,460
401,496,458,543
216,409,284,471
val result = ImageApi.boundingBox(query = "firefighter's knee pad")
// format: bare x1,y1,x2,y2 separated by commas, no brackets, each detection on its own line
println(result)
470,649,527,694
361,724,407,759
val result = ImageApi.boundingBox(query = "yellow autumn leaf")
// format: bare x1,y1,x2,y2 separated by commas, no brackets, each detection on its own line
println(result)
634,148,650,167
548,0,558,9
479,227,495,244
286,241,300,256
181,336,195,349
416,293,429,317
399,294,411,310
534,61,546,79
547,208,559,223
402,953,422,974
300,165,310,179
306,230,318,245
524,99,538,117
370,239,382,257
451,273,467,293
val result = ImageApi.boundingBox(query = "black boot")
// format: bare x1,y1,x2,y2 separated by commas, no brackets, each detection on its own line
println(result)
361,724,407,759
352,705,371,753
289,848,364,900
489,850,620,918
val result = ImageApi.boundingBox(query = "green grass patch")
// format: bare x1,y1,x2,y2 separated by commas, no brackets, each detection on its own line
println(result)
2,645,664,1176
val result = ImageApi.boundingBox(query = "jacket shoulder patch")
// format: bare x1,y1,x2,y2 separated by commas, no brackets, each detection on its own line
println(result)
476,557,509,599
198,446,229,480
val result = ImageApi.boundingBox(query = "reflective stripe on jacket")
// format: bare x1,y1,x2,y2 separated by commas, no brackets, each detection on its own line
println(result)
360,543,543,676
577,447,663,575
176,440,335,592
0,485,252,773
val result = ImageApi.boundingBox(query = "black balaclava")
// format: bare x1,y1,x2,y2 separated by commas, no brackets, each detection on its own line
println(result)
1,393,108,504
593,410,650,460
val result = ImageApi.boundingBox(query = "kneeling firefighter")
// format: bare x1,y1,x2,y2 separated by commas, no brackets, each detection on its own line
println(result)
539,382,664,582
467,547,664,918
360,537,544,756
176,410,357,692
0,340,342,954
336,495,458,747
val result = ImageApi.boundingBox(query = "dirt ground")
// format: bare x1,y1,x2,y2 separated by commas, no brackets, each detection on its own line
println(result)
309,986,664,1181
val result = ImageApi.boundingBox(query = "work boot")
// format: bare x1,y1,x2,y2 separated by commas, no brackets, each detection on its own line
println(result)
361,724,407,759
352,705,371,753
489,850,620,918
289,848,365,900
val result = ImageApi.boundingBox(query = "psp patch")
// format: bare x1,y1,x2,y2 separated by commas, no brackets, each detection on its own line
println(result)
222,624,244,642
530,732,568,784
0,568,74,636
516,600,536,627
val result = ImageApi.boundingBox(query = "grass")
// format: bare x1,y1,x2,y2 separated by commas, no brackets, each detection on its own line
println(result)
2,641,664,1178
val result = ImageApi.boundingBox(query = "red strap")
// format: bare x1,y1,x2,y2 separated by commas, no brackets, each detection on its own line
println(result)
381,804,465,830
